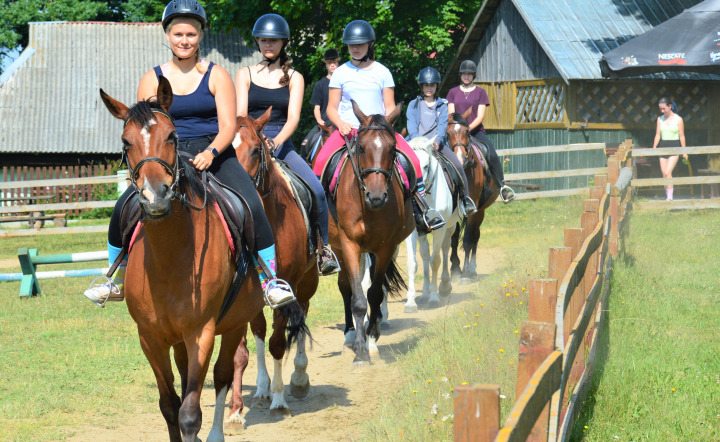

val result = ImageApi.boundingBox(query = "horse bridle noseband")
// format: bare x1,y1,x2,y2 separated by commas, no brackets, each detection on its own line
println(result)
344,125,396,193
122,108,208,212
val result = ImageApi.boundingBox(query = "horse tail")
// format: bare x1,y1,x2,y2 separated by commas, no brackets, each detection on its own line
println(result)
382,259,407,300
277,301,311,350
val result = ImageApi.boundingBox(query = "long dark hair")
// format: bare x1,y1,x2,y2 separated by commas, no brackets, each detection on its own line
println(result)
278,43,292,87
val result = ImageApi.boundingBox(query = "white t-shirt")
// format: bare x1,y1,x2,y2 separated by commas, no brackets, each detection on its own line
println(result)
329,61,395,128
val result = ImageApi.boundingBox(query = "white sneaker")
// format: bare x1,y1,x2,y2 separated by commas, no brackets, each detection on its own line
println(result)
263,278,295,309
83,276,124,308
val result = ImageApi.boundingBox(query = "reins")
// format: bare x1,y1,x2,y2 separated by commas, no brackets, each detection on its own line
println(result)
239,122,275,198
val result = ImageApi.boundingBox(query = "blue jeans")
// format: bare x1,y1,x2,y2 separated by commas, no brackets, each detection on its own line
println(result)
263,125,330,244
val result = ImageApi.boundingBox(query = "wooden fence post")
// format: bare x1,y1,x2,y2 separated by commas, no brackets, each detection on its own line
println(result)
608,156,619,185
454,384,500,442
548,247,572,291
529,279,558,323
516,321,557,441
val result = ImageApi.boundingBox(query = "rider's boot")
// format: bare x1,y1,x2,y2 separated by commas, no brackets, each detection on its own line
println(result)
459,193,478,218
318,244,341,276
255,246,295,309
412,186,446,236
83,242,126,307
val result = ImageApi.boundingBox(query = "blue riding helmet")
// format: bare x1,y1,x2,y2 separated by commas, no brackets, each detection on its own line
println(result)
417,67,441,85
342,20,375,44
162,0,207,30
252,14,290,39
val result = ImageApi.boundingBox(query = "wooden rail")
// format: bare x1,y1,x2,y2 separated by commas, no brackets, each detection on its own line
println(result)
454,139,634,441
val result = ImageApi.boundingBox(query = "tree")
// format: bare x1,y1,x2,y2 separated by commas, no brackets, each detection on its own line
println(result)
204,0,482,136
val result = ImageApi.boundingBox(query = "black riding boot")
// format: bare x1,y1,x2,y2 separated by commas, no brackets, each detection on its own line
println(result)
412,191,446,236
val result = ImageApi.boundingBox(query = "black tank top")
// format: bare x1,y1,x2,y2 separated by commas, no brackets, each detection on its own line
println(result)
247,67,290,125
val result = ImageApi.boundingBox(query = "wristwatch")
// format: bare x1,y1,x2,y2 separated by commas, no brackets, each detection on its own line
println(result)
205,147,219,158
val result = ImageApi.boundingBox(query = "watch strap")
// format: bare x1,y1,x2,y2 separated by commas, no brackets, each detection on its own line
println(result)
205,147,219,158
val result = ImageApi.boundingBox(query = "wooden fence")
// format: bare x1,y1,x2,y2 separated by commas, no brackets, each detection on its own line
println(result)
0,165,121,217
498,142,612,200
454,140,634,441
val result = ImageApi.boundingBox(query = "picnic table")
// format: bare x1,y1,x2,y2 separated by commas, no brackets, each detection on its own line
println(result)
0,194,66,229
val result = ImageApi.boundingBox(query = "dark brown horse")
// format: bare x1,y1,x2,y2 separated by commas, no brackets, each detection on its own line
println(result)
321,102,413,364
234,108,318,414
99,77,306,440
446,111,500,279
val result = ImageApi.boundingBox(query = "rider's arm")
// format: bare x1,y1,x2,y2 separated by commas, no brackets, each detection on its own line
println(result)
327,88,351,135
435,100,449,145
235,67,251,117
208,65,237,154
272,70,304,147
313,105,324,125
383,87,395,116
405,99,419,140
468,104,486,132
137,69,159,101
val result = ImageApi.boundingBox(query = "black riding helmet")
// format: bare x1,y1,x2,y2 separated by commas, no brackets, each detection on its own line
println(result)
417,67,441,85
342,20,375,44
252,13,290,39
459,60,477,75
162,0,207,30
323,48,340,60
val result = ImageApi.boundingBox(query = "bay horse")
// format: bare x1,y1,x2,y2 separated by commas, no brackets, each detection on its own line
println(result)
446,111,500,279
322,101,414,364
234,108,317,414
99,77,306,441
404,136,461,311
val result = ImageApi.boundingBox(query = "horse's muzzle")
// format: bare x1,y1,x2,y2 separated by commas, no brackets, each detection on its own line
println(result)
139,182,172,218
364,190,388,210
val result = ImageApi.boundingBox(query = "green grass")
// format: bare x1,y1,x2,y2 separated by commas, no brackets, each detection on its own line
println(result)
361,196,585,441
574,208,720,441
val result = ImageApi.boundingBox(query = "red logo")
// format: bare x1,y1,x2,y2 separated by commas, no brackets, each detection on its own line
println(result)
658,53,686,65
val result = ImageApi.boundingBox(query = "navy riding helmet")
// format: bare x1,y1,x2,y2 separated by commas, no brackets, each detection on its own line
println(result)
417,67,441,85
342,20,375,44
252,13,290,39
459,60,477,74
162,0,207,30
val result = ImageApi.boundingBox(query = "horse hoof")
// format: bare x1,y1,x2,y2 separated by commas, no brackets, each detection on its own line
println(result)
224,412,246,435
404,303,418,313
291,381,310,399
380,319,391,330
352,360,370,371
270,407,292,419
428,299,440,309
415,295,428,305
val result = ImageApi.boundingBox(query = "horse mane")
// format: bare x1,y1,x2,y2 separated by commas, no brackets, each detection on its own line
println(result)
364,114,396,144
126,99,164,127
449,113,470,127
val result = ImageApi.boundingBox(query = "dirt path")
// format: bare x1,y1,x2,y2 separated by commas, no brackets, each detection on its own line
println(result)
67,247,505,442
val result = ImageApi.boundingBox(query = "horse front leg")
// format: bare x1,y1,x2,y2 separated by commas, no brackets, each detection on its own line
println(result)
449,221,462,277
178,326,216,441
404,231,419,313
439,229,453,297
227,329,249,433
139,333,182,442
207,327,245,441
249,313,271,407
366,248,396,359
462,211,483,280
418,233,432,302
339,238,368,364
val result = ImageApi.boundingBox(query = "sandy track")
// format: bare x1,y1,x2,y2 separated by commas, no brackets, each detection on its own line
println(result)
66,247,504,441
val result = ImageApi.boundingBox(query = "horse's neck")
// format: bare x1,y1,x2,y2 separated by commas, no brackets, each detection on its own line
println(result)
142,200,220,250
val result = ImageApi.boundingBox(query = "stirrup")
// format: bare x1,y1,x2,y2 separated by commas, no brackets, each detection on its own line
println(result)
83,276,124,308
318,246,341,276
500,185,516,203
422,208,446,232
264,278,296,309
459,196,477,217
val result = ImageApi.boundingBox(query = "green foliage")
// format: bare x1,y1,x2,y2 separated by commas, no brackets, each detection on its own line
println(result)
204,0,483,138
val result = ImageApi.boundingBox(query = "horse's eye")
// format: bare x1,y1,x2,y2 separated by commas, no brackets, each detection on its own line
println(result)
121,138,131,150
166,132,178,144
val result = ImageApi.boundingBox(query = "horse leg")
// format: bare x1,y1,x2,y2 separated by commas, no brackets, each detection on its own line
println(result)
138,334,182,442
227,327,249,432
207,328,245,441
449,221,462,277
462,211,484,280
249,312,271,407
404,231,418,313
267,308,291,415
290,299,310,399
418,233,434,304
178,327,216,441
439,230,453,297
366,249,395,359
339,239,368,363
173,343,188,400
337,260,356,351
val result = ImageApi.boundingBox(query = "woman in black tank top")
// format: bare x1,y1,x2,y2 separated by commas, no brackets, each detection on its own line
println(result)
235,14,339,276
83,3,294,307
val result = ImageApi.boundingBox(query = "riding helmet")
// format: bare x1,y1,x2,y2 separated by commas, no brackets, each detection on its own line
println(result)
323,48,340,60
459,59,477,74
252,14,290,39
417,67,441,85
342,20,376,44
162,0,207,30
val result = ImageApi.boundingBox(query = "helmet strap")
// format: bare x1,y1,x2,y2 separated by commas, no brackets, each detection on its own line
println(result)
351,41,373,63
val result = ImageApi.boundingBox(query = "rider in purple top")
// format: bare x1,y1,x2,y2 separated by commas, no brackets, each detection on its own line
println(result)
446,86,490,136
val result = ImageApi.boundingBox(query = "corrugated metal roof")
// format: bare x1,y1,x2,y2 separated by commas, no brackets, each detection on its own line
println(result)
0,22,261,155
444,0,714,87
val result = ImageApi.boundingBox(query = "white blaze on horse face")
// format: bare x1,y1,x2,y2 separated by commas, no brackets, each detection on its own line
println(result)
141,119,157,155
232,131,242,149
372,137,384,150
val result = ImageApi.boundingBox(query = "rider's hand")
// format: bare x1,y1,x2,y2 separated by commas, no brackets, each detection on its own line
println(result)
432,142,440,151
683,153,689,160
190,150,214,171
338,121,353,136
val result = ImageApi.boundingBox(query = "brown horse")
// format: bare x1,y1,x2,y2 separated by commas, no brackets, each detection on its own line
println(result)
99,77,306,440
446,111,500,279
234,108,318,414
323,102,413,364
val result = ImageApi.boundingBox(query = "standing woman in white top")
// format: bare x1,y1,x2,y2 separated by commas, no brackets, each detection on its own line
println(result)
652,97,688,201
311,20,445,235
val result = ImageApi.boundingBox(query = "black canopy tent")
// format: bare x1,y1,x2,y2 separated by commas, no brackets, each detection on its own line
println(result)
600,0,720,77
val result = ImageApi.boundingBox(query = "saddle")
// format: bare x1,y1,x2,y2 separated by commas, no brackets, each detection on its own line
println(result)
109,171,255,323
274,158,321,253
433,151,463,209
300,125,323,165
469,136,491,177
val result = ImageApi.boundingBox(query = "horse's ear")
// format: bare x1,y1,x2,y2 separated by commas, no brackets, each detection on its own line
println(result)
386,101,403,127
156,75,174,111
461,107,472,121
99,89,129,120
254,106,272,131
351,100,370,125
400,127,408,137
448,113,455,122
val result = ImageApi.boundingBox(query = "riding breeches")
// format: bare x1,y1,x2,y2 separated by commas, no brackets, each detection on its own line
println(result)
108,136,275,252
437,142,470,192
312,129,424,186
262,125,330,244
471,132,505,185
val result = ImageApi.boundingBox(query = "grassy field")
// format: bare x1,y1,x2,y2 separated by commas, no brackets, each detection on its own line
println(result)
0,197,585,440
574,207,720,441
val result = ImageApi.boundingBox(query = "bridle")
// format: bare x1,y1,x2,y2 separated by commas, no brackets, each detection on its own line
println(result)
122,108,208,213
447,120,476,167
344,125,396,194
238,122,275,198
